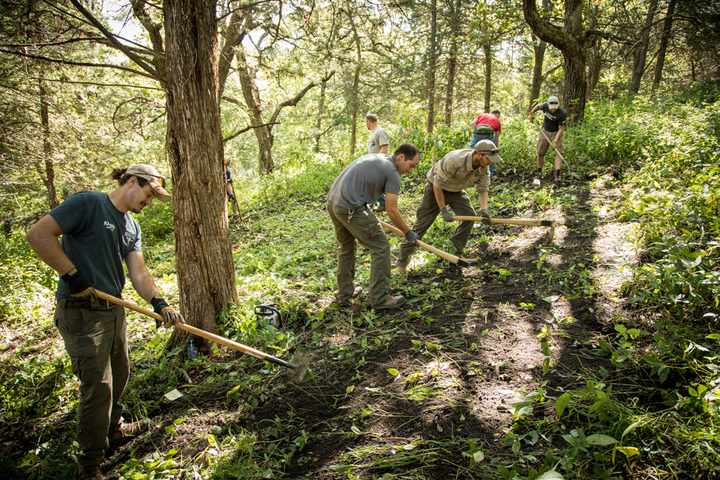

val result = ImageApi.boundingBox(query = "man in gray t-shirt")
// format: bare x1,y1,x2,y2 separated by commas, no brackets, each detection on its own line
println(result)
26,164,184,478
365,113,390,212
327,144,421,311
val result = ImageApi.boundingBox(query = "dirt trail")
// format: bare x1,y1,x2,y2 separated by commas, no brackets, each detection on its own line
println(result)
100,173,639,479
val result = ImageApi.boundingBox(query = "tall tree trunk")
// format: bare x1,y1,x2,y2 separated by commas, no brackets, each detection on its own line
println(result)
629,0,659,94
347,11,363,157
38,82,59,209
587,39,602,97
651,0,677,95
426,0,437,134
236,45,274,174
444,0,461,126
482,43,492,112
528,0,552,110
315,78,327,153
349,65,360,157
529,38,547,110
164,0,237,348
586,4,601,99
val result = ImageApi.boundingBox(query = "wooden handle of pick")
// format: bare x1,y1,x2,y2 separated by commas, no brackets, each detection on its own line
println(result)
95,290,295,369
453,216,555,227
378,220,467,266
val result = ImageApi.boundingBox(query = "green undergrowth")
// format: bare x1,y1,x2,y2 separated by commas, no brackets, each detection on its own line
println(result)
3,96,720,478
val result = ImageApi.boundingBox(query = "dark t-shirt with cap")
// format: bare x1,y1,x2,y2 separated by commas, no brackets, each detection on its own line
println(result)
538,102,567,132
50,191,142,298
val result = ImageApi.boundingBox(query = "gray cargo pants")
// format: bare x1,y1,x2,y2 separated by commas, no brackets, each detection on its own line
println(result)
397,182,477,267
327,200,391,306
54,299,129,466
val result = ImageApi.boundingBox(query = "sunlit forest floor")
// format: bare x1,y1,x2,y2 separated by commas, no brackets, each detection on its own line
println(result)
0,167,703,479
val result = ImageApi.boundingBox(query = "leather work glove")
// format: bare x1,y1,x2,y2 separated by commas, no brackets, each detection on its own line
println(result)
151,297,185,329
440,207,454,223
62,268,98,301
405,230,419,244
550,140,557,150
528,111,535,122
480,209,492,226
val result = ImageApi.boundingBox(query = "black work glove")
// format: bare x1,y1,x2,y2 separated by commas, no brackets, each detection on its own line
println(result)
480,209,492,226
440,207,454,222
151,297,185,329
62,268,98,301
405,231,419,244
228,194,236,201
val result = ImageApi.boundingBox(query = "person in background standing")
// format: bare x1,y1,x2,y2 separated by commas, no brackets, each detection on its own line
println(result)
224,157,239,220
365,113,390,212
469,109,501,178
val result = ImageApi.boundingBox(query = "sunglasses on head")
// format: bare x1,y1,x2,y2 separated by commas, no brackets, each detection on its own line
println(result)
480,149,499,155
136,174,165,187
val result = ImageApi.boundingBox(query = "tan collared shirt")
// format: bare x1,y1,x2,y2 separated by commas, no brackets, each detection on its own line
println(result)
426,149,491,194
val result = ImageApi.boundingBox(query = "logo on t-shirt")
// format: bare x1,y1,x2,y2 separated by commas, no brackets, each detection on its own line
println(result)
103,221,116,232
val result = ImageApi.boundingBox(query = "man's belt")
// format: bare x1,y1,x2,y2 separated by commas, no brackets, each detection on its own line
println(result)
60,295,122,310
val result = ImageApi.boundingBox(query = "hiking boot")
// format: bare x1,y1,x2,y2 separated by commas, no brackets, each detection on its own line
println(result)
374,205,386,212
78,464,104,480
106,419,149,455
554,169,561,182
372,295,407,311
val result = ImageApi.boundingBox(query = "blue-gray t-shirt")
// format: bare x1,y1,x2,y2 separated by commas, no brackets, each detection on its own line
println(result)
49,191,142,298
327,154,402,210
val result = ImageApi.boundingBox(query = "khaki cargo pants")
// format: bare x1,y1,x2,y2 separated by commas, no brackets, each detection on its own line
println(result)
54,299,129,466
327,200,391,307
397,182,477,267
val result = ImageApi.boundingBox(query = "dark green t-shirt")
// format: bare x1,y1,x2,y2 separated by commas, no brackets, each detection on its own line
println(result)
50,191,142,298
327,154,402,210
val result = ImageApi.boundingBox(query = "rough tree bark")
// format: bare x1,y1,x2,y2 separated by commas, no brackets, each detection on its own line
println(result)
523,0,589,124
651,0,677,95
164,0,238,345
629,0,659,94
426,0,437,134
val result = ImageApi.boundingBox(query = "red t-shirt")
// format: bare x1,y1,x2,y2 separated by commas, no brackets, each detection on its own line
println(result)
473,114,501,132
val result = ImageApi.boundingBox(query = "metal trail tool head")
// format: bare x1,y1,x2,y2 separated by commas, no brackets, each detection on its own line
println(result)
289,352,310,382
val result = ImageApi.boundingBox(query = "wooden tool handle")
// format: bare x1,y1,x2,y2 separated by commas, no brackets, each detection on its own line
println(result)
378,220,468,267
95,290,295,369
453,216,554,227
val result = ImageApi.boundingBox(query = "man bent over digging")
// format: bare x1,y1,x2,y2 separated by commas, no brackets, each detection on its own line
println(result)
327,144,421,311
396,140,502,274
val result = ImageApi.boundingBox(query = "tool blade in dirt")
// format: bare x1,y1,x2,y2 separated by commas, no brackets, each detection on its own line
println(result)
378,220,470,268
289,352,310,382
95,290,309,382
